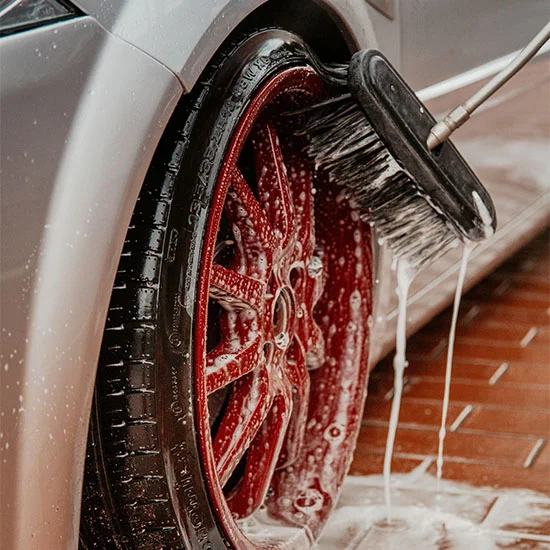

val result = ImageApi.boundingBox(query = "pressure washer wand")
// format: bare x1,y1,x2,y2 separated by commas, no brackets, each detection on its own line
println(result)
427,21,550,150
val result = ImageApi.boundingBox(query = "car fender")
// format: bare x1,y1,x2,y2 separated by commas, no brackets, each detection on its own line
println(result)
0,17,182,550
71,0,388,91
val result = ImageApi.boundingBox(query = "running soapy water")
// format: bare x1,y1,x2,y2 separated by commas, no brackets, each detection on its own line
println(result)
436,192,492,484
383,259,415,520
383,187,494,516
436,242,474,488
383,247,475,517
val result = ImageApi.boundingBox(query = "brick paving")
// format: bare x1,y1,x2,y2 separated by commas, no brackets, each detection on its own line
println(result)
349,230,549,543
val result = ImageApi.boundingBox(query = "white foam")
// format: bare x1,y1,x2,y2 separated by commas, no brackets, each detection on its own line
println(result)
472,191,494,238
318,472,550,549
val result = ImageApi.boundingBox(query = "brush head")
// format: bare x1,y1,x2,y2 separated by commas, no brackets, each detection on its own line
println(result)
297,50,497,270
348,50,496,239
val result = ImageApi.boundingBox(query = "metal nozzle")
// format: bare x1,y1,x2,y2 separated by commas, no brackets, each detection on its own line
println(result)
427,106,470,150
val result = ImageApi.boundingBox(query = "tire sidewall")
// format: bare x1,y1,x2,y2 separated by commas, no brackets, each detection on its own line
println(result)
158,29,324,549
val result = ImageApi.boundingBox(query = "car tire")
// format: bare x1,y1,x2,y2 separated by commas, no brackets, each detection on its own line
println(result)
80,26,373,550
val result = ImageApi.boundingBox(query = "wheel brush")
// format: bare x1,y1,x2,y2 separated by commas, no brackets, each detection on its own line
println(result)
298,22,550,271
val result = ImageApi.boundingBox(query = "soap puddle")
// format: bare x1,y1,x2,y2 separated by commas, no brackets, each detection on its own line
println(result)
317,472,550,549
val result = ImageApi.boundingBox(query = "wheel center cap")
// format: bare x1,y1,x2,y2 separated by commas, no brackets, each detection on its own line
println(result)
272,286,295,349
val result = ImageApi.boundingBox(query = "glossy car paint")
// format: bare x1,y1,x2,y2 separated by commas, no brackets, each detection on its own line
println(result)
0,1,548,549
70,0,381,90
0,17,182,550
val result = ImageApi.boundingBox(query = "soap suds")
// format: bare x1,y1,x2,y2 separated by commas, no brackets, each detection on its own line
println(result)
472,191,494,238
317,472,550,549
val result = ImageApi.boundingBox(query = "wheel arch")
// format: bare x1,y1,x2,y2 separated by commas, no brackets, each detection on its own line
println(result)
71,0,380,91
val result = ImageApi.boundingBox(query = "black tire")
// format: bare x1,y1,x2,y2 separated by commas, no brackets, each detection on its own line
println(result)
80,28,353,550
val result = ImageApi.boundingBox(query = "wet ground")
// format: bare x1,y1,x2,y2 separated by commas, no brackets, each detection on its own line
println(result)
342,229,549,547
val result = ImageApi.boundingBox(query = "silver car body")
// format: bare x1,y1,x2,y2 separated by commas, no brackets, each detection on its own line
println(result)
1,1,548,548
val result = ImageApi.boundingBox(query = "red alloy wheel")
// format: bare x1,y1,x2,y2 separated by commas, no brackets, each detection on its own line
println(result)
195,67,374,547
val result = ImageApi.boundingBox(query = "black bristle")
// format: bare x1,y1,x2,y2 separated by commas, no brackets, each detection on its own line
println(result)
298,95,461,270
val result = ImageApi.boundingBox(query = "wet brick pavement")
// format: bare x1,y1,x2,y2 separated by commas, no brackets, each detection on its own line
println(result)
348,230,549,544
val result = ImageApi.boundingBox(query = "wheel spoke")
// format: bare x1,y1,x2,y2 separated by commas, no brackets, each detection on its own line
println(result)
305,255,327,368
206,337,262,394
226,168,277,280
213,366,273,486
253,122,295,248
286,149,315,262
305,321,326,369
228,389,292,519
293,259,326,370
209,264,265,311
277,339,310,468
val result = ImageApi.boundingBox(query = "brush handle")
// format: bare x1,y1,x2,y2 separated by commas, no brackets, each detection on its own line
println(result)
427,21,550,149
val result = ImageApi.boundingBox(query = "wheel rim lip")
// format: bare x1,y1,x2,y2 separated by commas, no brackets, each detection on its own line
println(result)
194,66,372,548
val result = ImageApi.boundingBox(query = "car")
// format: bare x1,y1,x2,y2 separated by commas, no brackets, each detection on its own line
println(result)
1,1,548,548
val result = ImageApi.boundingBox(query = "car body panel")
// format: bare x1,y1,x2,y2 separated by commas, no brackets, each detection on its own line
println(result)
0,17,182,549
71,0,385,90
0,1,548,549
